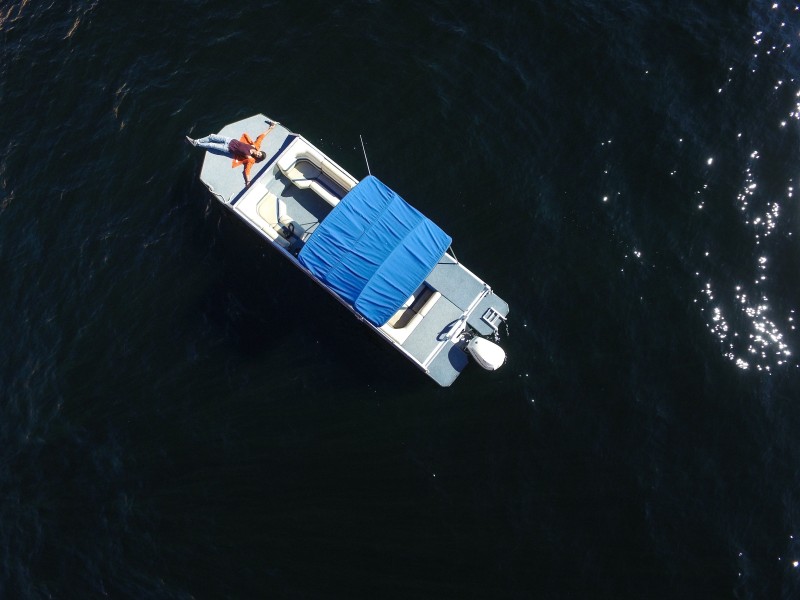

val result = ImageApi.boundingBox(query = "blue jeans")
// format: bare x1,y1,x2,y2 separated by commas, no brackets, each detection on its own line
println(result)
194,134,232,152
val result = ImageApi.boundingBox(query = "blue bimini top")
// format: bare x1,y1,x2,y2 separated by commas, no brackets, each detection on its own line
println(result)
298,176,452,327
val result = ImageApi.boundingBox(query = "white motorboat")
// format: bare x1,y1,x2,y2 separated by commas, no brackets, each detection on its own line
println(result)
198,114,509,386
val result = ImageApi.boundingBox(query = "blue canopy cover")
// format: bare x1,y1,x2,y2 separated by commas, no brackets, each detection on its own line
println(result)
298,176,451,326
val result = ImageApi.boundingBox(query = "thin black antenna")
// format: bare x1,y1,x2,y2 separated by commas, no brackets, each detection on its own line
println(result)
359,135,372,176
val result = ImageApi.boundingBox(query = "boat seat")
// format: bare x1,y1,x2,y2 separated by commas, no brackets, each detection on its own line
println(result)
381,289,442,345
277,137,358,207
386,293,417,328
282,159,321,188
257,192,286,227
277,138,326,174
241,191,288,248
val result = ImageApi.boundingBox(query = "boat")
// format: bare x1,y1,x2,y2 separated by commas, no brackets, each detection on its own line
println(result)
197,114,509,386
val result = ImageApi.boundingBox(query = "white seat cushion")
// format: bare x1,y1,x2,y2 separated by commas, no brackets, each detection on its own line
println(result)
256,192,286,227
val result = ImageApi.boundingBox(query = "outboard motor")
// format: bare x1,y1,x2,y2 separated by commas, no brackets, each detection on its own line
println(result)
467,337,506,371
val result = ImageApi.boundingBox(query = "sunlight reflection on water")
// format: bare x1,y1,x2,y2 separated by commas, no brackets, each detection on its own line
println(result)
698,151,795,372
695,3,798,373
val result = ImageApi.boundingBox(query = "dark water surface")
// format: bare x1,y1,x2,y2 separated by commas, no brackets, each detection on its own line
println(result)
2,1,800,598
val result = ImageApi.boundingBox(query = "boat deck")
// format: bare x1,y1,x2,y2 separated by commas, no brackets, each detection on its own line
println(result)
412,254,509,385
199,114,294,204
198,114,509,387
267,172,333,238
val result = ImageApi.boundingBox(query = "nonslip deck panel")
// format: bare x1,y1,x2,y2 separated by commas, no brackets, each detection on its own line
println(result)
199,114,293,203
400,294,463,360
277,182,333,232
425,254,486,311
426,342,470,386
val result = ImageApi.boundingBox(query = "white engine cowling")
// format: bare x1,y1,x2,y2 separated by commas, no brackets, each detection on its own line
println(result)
467,337,506,371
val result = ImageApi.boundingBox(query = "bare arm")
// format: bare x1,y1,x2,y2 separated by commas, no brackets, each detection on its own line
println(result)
243,157,254,186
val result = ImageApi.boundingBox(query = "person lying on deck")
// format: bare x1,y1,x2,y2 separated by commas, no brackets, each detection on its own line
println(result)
186,122,275,186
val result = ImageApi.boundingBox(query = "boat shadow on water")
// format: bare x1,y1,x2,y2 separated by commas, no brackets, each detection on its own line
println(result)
200,203,423,394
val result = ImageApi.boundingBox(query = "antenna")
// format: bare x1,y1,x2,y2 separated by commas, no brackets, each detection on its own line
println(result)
359,134,372,176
